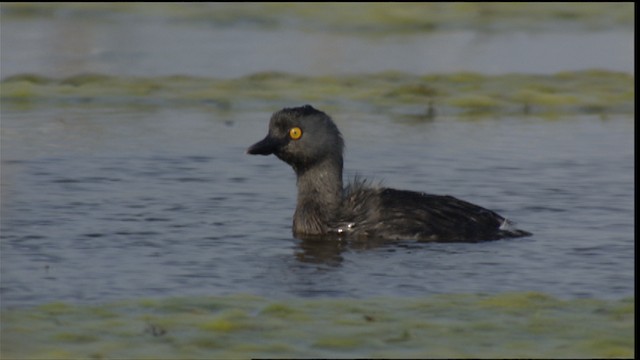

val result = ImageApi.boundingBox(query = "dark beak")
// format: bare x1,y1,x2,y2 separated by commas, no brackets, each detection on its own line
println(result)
246,135,283,155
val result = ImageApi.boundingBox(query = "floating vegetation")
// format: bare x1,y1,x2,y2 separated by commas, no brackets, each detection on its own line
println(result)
1,70,633,118
1,3,633,33
1,292,634,359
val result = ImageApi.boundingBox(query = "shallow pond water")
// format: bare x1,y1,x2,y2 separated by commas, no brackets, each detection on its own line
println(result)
1,103,634,305
0,3,635,358
0,3,634,78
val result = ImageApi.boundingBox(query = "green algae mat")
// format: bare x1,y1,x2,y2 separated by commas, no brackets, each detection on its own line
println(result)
1,71,634,118
2,3,633,33
1,292,633,359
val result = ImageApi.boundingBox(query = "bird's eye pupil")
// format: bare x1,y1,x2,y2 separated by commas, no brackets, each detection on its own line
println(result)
289,127,303,140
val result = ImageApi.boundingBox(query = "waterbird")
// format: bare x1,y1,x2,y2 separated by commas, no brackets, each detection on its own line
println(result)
247,105,531,242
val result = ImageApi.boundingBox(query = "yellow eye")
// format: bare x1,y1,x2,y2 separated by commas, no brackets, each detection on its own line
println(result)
289,127,303,140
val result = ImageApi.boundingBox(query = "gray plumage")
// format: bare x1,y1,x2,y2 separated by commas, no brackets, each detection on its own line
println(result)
247,105,531,242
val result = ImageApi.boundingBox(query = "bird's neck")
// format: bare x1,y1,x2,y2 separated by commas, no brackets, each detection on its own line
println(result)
292,156,343,236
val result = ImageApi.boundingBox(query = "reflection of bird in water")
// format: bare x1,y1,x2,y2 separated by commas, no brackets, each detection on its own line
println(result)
294,237,402,266
248,105,530,242
294,238,347,266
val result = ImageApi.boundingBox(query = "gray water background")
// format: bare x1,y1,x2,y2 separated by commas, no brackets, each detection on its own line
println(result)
0,7,634,307
0,13,634,78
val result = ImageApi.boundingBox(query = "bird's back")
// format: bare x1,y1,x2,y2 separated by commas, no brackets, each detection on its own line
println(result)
337,184,530,242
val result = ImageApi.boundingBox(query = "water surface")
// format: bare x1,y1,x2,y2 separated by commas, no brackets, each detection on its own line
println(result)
0,3,634,358
1,9,634,78
1,104,634,305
